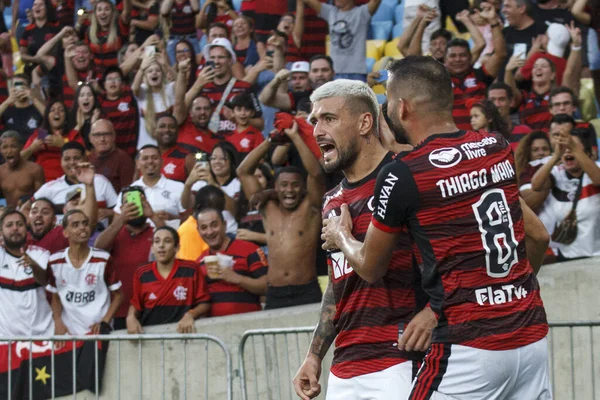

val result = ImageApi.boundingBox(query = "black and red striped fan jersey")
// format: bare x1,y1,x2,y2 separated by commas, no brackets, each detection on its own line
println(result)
130,259,210,326
322,153,426,379
372,131,548,351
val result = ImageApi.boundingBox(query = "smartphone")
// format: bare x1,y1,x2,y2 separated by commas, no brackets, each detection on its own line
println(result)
513,43,527,60
205,60,215,69
77,8,86,16
375,70,388,83
13,81,24,91
124,191,143,217
266,50,274,57
195,152,208,169
144,46,156,58
37,128,48,140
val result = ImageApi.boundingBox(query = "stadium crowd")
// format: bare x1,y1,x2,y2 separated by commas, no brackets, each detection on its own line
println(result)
0,0,598,339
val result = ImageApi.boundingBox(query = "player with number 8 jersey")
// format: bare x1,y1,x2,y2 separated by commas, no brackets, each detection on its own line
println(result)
321,57,552,400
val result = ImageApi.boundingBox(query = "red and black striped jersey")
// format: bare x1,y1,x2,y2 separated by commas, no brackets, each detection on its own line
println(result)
519,90,551,131
52,0,75,27
161,145,190,182
168,0,198,36
285,36,305,63
299,0,328,59
451,67,493,130
131,3,159,45
372,131,548,351
197,239,267,317
0,73,9,104
200,80,262,136
130,259,210,326
99,90,139,157
322,153,426,379
507,124,533,152
177,118,220,153
19,22,60,56
85,18,129,72
225,126,264,158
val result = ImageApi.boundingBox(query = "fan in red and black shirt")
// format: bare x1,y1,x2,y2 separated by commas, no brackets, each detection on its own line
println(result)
226,93,265,159
87,0,132,72
99,66,139,157
445,11,506,131
175,96,221,153
127,226,210,333
156,115,196,183
19,1,60,66
196,207,267,317
130,1,159,46
322,57,551,400
195,39,263,137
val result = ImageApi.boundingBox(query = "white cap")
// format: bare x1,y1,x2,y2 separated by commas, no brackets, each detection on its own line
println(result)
291,61,310,74
546,23,570,58
203,38,237,62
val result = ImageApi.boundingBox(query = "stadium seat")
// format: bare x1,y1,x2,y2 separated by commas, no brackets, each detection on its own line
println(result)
384,38,402,57
579,78,598,122
394,3,404,25
445,16,471,41
376,94,387,104
371,21,393,41
372,3,394,22
366,57,376,73
232,0,242,12
366,39,386,60
392,23,404,38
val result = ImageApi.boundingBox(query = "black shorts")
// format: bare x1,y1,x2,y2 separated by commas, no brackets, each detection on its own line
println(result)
264,278,322,310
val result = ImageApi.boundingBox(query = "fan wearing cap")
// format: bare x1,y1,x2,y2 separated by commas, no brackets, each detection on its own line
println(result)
183,38,264,137
225,93,265,159
516,23,571,86
258,61,312,113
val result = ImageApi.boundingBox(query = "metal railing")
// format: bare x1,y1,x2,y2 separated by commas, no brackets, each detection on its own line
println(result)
548,321,600,400
238,327,317,400
2,333,233,400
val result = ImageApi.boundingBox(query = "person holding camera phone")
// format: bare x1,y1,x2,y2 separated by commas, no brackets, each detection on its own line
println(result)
94,186,164,330
0,74,44,145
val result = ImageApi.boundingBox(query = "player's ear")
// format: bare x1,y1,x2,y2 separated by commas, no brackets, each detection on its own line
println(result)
357,112,373,138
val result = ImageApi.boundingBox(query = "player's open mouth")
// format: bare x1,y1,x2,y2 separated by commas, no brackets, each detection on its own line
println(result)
319,143,337,160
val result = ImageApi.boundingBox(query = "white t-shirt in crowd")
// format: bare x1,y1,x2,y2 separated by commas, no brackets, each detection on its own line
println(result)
545,162,600,259
114,175,186,229
192,177,241,233
0,245,54,338
47,248,121,335
135,81,176,149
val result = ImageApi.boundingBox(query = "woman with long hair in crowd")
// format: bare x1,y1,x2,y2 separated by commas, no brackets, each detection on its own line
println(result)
469,99,511,140
22,100,84,181
133,51,176,148
197,0,238,30
70,82,101,150
232,16,259,69
173,39,199,90
85,0,132,71
182,141,241,234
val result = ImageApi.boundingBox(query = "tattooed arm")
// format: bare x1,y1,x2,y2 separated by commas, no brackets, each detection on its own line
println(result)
293,280,336,399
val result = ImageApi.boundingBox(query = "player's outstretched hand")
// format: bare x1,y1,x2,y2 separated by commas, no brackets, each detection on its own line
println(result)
292,355,322,400
399,306,437,352
321,203,353,250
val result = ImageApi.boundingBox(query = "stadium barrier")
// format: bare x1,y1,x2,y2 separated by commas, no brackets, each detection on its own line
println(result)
1,333,232,400
548,321,600,400
238,326,319,400
238,322,600,400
